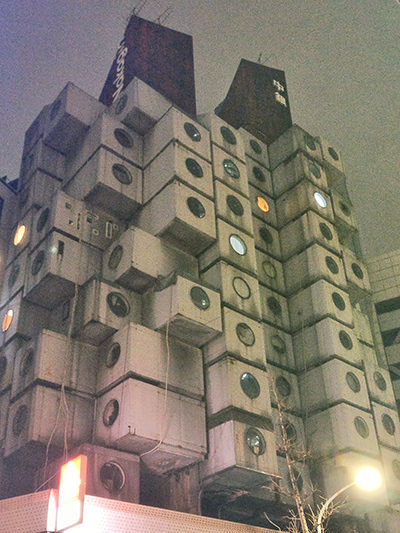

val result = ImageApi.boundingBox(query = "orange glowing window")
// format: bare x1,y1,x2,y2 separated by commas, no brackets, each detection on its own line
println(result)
13,225,26,246
257,196,270,213
2,309,13,332
57,454,87,531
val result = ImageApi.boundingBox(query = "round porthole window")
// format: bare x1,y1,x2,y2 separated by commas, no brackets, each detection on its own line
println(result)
309,162,321,179
339,330,353,350
13,405,28,436
328,147,339,161
232,276,251,299
392,460,400,480
226,195,244,216
319,222,333,241
103,399,119,426
305,136,316,151
346,372,361,393
13,225,26,246
20,349,34,376
31,250,45,276
314,192,327,208
240,372,260,399
106,343,121,368
8,263,20,289
332,292,346,311
112,164,132,185
50,100,61,120
108,245,123,270
2,309,13,332
0,356,7,380
190,286,210,310
351,263,364,280
374,371,387,391
267,297,282,316
223,159,240,179
106,292,130,317
325,256,339,274
252,166,266,183
257,196,270,213
250,139,262,154
236,322,255,346
354,416,369,438
220,126,237,145
100,461,126,493
184,122,201,142
115,93,128,114
271,335,286,355
245,427,266,455
284,422,297,443
185,158,203,178
262,261,277,279
382,414,396,435
276,376,291,397
187,197,206,218
339,201,350,216
114,128,134,148
229,234,247,256
259,226,273,245
37,208,50,233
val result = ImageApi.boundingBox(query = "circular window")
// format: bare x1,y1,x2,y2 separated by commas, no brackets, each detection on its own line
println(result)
354,416,369,438
20,349,34,376
236,323,255,346
185,158,203,178
114,128,134,148
8,263,20,289
106,292,130,317
115,93,128,114
346,372,361,393
226,195,244,216
112,164,132,185
250,139,262,154
13,225,26,246
262,261,277,279
392,460,400,480
319,222,333,241
373,371,387,391
184,122,201,142
252,166,266,183
187,197,206,218
190,286,210,310
309,162,321,179
103,399,119,426
240,372,260,399
245,427,266,455
2,309,13,332
13,404,28,436
257,196,270,213
328,147,339,161
0,356,7,380
325,256,339,274
223,159,240,179
50,100,61,120
37,208,50,233
284,422,297,443
276,376,291,397
220,126,237,145
108,245,123,270
271,335,286,354
267,297,282,316
100,461,126,493
339,201,350,216
259,226,273,245
106,343,121,368
339,330,353,350
332,292,346,311
229,234,247,256
232,277,251,299
351,263,364,280
382,414,396,435
305,136,316,151
31,250,45,276
314,192,327,208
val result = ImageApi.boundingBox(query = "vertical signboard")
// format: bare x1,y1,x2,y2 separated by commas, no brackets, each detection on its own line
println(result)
56,455,87,531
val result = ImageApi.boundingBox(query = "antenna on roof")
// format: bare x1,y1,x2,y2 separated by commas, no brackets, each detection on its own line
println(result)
154,6,173,25
129,0,148,19
257,52,278,66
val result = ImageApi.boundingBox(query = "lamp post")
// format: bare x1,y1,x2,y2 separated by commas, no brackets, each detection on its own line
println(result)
316,466,382,533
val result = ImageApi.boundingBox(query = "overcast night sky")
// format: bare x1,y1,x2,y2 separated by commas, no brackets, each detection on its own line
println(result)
0,0,399,257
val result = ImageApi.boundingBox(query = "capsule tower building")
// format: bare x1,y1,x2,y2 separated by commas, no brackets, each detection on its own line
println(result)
1,14,400,533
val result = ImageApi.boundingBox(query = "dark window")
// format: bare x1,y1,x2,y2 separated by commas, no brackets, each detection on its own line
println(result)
346,372,361,393
106,292,130,317
100,462,125,492
236,323,255,346
250,139,262,154
245,427,265,455
114,128,134,148
223,159,240,179
240,372,260,399
325,256,339,274
252,166,266,182
103,399,119,426
220,126,237,145
226,195,244,216
185,158,203,178
320,222,333,241
184,122,201,142
187,197,206,218
108,245,123,270
112,164,132,185
106,343,121,368
190,286,210,310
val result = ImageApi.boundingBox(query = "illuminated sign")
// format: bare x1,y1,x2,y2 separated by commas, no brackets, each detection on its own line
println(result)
56,455,87,531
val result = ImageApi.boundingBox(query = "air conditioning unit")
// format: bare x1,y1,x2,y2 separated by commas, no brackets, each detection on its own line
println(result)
342,249,371,300
305,404,379,459
103,226,198,293
275,181,334,228
239,128,269,169
276,455,313,506
0,338,22,393
1,249,28,308
272,151,328,197
292,317,359,370
65,147,142,219
264,322,295,370
142,275,222,347
260,285,290,331
4,384,93,460
136,180,216,256
17,171,60,219
280,210,340,261
74,278,142,345
211,144,249,197
97,322,203,398
11,329,97,400
0,389,10,448
143,142,213,204
331,190,357,236
198,113,245,162
248,184,277,228
201,419,279,489
272,409,305,455
214,180,253,236
267,365,301,414
205,357,272,420
256,250,286,294
94,378,206,474
268,124,322,170
109,78,172,135
43,82,105,154
6,209,35,267
316,137,345,179
372,402,400,449
288,280,354,331
299,359,370,414
252,218,282,260
362,348,396,407
144,107,211,165
24,231,101,309
19,139,66,184
204,306,265,367
284,244,347,295
380,446,400,504
352,306,374,346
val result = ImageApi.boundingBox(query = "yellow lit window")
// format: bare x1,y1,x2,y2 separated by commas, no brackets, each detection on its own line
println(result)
257,196,270,213
13,225,26,246
2,309,13,332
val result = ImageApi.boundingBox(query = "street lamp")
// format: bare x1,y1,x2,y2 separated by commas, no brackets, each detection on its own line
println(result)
316,466,382,533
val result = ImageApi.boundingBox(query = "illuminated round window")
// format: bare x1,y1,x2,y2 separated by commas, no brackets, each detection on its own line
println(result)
392,460,400,480
332,292,346,311
309,162,321,179
382,414,396,435
267,297,282,316
108,245,123,270
184,122,201,142
50,100,61,120
313,192,327,208
325,256,339,274
284,422,297,443
346,372,361,393
252,166,266,182
20,349,34,376
232,276,251,299
226,195,244,216
2,309,13,332
305,136,316,151
185,158,203,178
100,461,126,493
250,139,262,154
259,226,273,245
115,93,128,114
103,399,119,426
339,201,350,216
114,128,134,148
8,263,20,289
106,343,121,368
320,222,333,241
351,263,364,280
275,376,291,397
245,427,265,455
271,335,286,354
257,196,270,213
354,416,369,438
328,147,339,161
236,323,255,346
220,126,237,145
112,164,132,185
229,234,247,256
339,330,353,350
223,159,240,179
374,371,387,391
13,225,26,246
0,356,7,380
190,286,210,310
106,292,130,317
187,197,206,218
13,404,28,436
240,372,260,399
31,250,45,276
262,261,277,279
37,208,50,232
